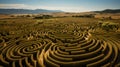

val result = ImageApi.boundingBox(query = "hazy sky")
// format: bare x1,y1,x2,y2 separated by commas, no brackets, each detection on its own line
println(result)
0,0,120,12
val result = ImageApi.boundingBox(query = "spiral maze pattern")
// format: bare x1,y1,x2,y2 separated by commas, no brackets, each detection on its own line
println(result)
41,32,120,67
0,33,52,67
0,27,120,67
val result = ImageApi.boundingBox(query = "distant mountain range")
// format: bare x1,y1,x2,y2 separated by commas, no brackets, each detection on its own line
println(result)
0,9,120,14
0,9,63,14
94,9,120,13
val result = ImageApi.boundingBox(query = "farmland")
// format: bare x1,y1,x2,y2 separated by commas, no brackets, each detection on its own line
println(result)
0,13,120,67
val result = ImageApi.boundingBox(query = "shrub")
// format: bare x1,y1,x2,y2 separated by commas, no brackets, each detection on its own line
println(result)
99,21,119,31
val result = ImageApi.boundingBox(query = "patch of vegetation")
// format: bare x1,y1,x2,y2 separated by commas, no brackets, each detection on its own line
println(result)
34,15,53,19
99,21,119,31
72,14,95,18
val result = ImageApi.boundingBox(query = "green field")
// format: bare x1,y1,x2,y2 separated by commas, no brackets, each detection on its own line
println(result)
0,16,120,67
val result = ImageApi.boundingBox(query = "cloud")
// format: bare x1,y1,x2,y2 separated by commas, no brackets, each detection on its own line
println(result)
0,4,27,8
0,4,90,12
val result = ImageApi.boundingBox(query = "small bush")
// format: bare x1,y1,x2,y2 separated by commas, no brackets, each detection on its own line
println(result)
100,22,119,31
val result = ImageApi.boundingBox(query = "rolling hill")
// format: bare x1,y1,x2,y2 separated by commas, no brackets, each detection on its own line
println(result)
94,9,120,13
